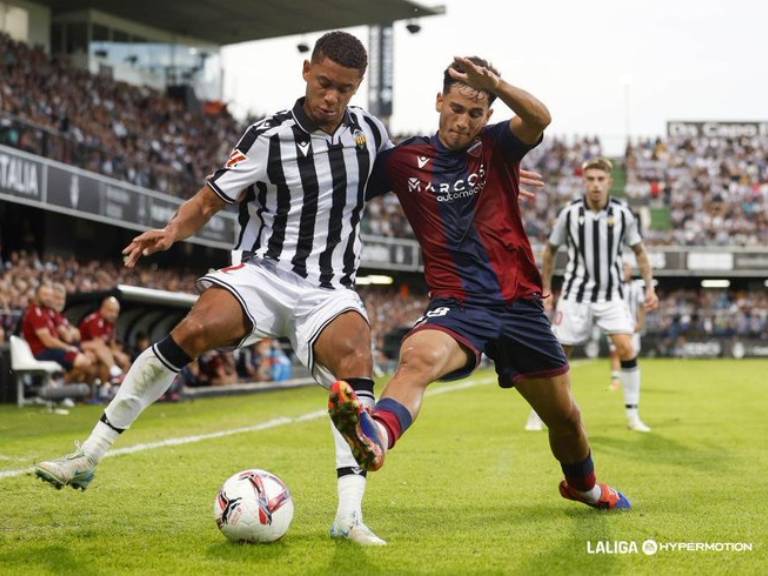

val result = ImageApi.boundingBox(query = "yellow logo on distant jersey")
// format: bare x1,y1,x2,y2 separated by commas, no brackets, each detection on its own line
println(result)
607,216,616,226
354,130,367,150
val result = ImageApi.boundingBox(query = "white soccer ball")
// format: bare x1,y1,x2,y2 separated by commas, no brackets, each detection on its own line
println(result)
213,469,294,543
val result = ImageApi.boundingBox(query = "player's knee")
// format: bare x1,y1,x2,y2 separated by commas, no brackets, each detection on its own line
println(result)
172,317,209,358
398,346,446,382
328,337,372,376
617,342,635,360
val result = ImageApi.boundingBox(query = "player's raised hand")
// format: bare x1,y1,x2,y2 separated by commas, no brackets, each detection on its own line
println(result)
519,169,544,199
449,56,500,93
122,228,175,268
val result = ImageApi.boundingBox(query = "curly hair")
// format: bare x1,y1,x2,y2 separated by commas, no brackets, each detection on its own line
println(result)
443,56,499,104
312,31,367,73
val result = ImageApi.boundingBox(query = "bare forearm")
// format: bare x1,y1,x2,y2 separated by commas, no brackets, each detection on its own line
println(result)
495,79,551,130
38,331,72,350
634,245,654,286
165,185,226,242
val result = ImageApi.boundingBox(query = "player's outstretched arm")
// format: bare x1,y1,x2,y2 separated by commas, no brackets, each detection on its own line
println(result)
122,184,228,268
448,56,551,145
631,242,659,311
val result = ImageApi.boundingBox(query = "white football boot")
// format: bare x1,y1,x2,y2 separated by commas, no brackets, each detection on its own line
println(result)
34,444,97,490
330,512,387,546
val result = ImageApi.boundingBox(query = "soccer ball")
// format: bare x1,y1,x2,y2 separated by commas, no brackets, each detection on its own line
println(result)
213,469,294,543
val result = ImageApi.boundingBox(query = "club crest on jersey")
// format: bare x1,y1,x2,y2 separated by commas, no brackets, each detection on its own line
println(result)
607,216,616,226
417,156,430,168
354,130,367,150
225,149,247,169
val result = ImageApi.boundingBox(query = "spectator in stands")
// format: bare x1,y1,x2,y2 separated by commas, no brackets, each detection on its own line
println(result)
21,284,93,381
0,32,239,198
79,296,130,384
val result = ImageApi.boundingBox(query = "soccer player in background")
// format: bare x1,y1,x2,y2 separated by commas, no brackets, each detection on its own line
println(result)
526,158,658,432
608,263,646,391
329,56,632,510
35,31,390,545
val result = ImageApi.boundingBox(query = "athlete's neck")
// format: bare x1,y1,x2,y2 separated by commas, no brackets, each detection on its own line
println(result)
303,102,343,135
586,196,609,212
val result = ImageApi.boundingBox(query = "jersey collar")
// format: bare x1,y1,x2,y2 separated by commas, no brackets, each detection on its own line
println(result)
582,194,612,213
430,131,483,157
292,98,353,134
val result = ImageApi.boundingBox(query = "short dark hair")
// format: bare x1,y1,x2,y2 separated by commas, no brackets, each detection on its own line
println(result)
443,56,498,104
312,31,367,73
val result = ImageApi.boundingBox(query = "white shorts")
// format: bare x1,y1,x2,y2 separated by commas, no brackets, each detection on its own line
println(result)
197,259,368,388
552,299,634,346
608,332,642,354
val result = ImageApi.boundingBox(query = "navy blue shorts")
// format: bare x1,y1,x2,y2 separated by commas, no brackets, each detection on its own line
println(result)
408,298,569,387
35,348,77,371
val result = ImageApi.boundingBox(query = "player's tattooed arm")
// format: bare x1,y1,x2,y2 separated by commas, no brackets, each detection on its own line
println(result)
448,56,551,145
631,242,659,311
122,185,229,267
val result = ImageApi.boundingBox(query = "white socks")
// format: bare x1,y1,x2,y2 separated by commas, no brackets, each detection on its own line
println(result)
620,362,641,419
81,346,180,462
333,391,375,525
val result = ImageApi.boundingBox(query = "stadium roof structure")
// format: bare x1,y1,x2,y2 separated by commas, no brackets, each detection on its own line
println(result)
36,0,445,45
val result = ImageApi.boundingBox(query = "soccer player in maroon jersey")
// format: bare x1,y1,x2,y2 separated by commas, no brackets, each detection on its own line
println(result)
329,56,631,510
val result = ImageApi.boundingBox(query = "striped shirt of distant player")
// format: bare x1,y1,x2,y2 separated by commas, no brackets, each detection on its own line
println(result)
208,98,391,289
549,196,642,303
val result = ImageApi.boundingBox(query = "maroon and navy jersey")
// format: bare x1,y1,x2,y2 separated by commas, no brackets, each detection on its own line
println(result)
367,122,542,305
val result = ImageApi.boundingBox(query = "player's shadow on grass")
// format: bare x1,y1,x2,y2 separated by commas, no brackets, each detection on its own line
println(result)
0,544,100,576
514,506,621,574
206,539,292,562
587,433,733,472
328,537,384,574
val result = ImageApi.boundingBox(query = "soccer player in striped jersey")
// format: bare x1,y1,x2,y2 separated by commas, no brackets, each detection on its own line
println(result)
609,263,646,391
526,158,658,433
329,56,632,511
35,31,388,545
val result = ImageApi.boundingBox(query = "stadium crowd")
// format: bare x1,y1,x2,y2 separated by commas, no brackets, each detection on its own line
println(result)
625,135,768,246
0,31,238,197
4,29,768,247
3,250,766,351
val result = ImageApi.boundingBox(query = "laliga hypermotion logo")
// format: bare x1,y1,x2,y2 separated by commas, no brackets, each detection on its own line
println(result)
407,163,487,202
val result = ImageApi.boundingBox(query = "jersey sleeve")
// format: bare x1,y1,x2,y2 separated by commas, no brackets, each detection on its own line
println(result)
28,307,49,331
370,114,395,152
624,209,643,246
206,126,270,204
548,206,569,247
365,148,395,200
484,121,542,163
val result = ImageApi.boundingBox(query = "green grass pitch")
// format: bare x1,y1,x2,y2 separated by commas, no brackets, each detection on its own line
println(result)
0,359,765,575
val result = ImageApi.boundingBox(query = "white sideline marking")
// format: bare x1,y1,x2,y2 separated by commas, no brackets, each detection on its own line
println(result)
0,377,494,481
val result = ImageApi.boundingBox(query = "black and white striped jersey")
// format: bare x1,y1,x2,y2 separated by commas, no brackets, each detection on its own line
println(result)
549,197,642,303
207,98,391,289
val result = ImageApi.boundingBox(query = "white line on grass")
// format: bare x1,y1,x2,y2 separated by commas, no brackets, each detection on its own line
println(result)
0,377,496,481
